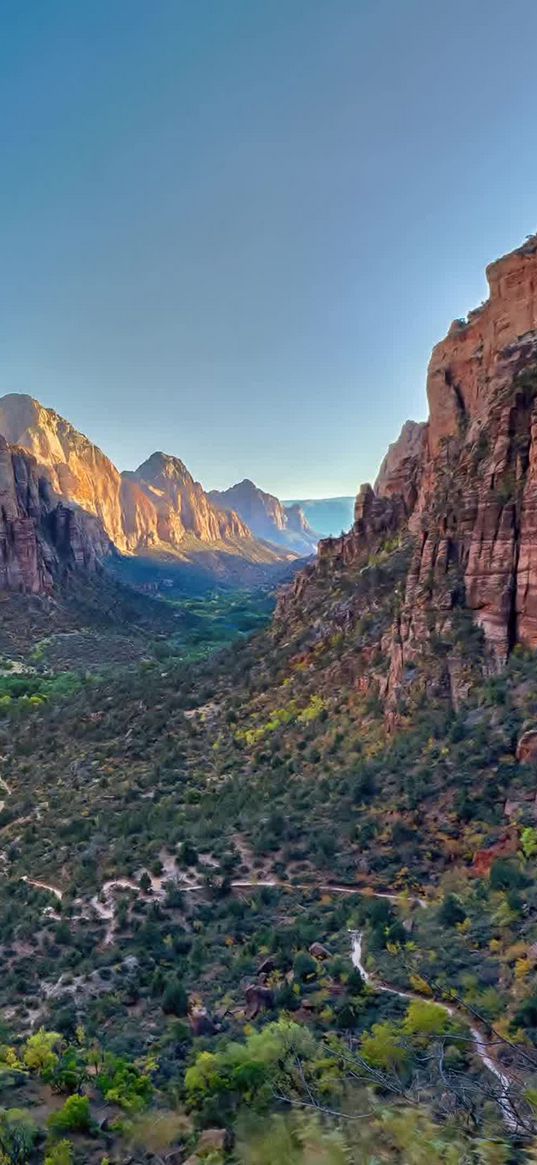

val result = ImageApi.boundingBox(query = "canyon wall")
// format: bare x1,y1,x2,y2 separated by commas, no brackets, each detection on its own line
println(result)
278,235,537,708
0,396,272,560
0,436,109,593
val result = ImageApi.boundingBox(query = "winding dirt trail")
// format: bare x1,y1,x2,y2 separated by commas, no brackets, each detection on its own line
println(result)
89,869,520,1127
21,875,63,901
0,756,523,1133
351,932,519,1131
0,777,10,814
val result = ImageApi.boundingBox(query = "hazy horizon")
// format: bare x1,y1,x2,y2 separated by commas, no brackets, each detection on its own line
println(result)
3,1,537,495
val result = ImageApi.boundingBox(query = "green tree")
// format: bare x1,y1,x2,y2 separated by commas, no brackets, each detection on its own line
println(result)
44,1141,74,1165
0,1108,37,1164
360,1022,408,1072
96,1053,153,1113
292,952,317,983
48,1095,92,1134
161,977,188,1017
22,1029,61,1078
438,894,466,927
403,1001,450,1038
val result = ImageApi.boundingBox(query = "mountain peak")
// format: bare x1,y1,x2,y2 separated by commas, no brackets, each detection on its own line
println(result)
133,451,193,486
209,478,318,556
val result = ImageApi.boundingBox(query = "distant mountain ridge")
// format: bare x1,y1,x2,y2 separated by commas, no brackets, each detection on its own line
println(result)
209,478,318,555
0,394,299,593
283,495,354,538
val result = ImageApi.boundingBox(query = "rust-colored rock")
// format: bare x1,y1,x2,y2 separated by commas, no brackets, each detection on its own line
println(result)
472,835,518,877
0,434,107,594
277,235,537,713
375,419,427,509
309,942,331,960
0,394,127,550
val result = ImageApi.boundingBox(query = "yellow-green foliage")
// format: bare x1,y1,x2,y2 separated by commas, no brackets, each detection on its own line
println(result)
44,1141,74,1165
403,1000,450,1038
23,1029,61,1075
521,826,537,860
297,694,326,723
360,1022,409,1071
0,1046,22,1074
235,695,326,745
185,1020,316,1106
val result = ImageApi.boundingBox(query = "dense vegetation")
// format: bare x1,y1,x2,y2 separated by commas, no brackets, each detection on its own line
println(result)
1,547,537,1161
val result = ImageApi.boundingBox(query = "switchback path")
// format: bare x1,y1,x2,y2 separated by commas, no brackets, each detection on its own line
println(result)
351,932,521,1131
1,758,525,1135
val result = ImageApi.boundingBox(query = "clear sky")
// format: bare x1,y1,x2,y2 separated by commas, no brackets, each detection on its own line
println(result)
2,0,537,498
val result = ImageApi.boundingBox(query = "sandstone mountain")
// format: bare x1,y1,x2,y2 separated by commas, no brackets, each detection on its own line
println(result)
0,433,109,593
0,395,296,591
282,495,355,538
209,479,318,555
125,453,250,547
0,394,128,552
277,234,537,713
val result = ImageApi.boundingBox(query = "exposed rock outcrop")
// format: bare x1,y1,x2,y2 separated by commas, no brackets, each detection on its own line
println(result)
244,982,274,1018
0,435,109,593
375,420,427,504
0,394,127,550
277,235,537,712
309,942,331,960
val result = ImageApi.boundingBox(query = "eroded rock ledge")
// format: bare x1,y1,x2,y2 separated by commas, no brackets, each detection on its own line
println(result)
277,235,537,709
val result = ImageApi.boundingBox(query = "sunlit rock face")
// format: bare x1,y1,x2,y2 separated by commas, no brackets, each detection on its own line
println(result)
276,236,537,710
0,397,253,555
0,394,127,551
0,434,109,593
126,453,251,547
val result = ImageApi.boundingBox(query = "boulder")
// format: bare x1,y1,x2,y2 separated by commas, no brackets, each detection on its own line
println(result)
189,1005,215,1037
244,983,273,1019
309,942,331,960
517,728,537,765
197,1128,230,1154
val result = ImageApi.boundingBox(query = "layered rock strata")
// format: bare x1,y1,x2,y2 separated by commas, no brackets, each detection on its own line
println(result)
0,435,109,592
278,235,537,706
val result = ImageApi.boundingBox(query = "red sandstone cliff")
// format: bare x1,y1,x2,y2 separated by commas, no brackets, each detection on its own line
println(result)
0,435,109,593
277,235,537,708
0,396,290,569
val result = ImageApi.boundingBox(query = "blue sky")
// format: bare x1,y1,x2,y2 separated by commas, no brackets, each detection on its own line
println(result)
2,0,537,497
